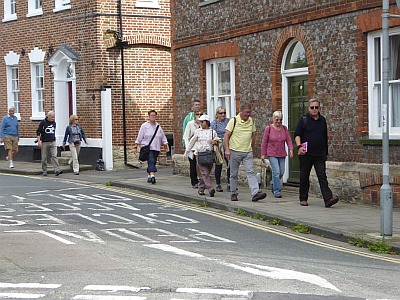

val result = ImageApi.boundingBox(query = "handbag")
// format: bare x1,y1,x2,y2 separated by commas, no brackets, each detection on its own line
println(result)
197,150,215,165
139,125,159,161
196,129,216,165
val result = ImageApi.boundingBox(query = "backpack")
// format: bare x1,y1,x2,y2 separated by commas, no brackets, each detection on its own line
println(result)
96,159,105,171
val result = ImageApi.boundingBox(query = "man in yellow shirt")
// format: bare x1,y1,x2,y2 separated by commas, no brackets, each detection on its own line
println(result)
224,103,267,202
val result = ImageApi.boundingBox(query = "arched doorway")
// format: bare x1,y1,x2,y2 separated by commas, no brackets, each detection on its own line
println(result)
48,45,78,144
282,40,308,184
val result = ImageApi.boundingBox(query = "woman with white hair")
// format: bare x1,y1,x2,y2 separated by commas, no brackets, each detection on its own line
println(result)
261,111,294,198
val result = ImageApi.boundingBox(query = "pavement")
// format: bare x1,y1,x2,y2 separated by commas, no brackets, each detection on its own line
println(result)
1,159,399,253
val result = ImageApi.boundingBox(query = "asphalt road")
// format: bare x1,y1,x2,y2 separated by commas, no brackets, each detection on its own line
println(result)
0,173,399,299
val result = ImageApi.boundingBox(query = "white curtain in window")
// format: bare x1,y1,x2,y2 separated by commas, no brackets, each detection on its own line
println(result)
390,35,400,127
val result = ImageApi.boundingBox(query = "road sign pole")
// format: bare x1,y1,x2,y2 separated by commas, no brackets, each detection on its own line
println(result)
380,0,393,236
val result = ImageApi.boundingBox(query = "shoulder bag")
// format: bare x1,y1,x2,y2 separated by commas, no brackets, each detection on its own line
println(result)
139,125,159,161
197,130,215,165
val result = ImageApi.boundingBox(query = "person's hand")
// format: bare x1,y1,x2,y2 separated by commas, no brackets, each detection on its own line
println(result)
85,141,89,145
225,149,231,160
0,139,3,144
289,150,294,158
298,147,306,156
37,140,42,148
261,155,265,162
133,147,138,154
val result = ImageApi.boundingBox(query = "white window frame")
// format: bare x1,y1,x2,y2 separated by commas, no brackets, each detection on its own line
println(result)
135,0,160,9
206,58,236,122
4,51,20,119
3,0,17,22
29,47,46,120
368,27,400,139
27,0,42,17
54,0,71,12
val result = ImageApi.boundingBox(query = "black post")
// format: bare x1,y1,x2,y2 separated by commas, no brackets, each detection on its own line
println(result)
117,0,138,168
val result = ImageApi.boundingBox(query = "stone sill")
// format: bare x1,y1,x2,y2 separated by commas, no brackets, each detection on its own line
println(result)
199,0,223,7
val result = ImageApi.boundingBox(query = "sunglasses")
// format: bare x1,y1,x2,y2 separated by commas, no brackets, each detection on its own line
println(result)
74,118,79,120
218,112,226,115
309,106,319,110
275,119,282,121
195,113,203,116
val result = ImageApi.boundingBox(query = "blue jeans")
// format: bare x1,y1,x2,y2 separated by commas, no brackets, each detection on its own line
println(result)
229,150,259,197
147,150,159,174
268,156,286,195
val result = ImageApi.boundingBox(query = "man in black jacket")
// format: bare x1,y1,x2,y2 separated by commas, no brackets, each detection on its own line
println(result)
36,111,62,176
294,99,338,208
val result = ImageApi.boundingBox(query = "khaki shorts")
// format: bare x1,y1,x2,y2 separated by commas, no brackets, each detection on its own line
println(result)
3,136,18,152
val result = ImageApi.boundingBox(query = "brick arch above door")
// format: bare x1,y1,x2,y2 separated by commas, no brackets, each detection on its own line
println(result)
270,26,315,111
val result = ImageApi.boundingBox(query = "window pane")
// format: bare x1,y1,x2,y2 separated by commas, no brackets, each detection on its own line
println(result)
285,41,307,69
391,82,400,127
374,37,381,82
374,83,382,127
210,63,214,96
217,61,231,95
389,34,400,80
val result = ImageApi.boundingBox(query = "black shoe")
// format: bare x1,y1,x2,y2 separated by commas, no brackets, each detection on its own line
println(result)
74,172,79,175
198,190,205,195
151,177,156,184
231,194,238,201
252,192,267,202
274,194,282,198
325,196,339,208
55,170,63,176
209,189,215,197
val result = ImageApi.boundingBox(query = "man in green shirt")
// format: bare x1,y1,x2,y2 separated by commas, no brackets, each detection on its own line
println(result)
224,103,267,202
182,99,201,147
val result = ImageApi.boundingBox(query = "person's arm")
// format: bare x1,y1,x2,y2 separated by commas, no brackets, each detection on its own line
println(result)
261,126,269,161
62,126,69,148
223,130,231,160
0,118,4,142
80,126,88,144
36,122,43,148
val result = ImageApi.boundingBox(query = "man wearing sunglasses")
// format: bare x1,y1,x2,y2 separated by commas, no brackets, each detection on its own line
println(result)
294,98,339,208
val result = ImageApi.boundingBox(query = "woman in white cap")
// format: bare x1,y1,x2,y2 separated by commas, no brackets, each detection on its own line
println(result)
185,114,218,197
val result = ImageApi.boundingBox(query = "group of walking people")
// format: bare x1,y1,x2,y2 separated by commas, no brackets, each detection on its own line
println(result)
0,107,87,176
179,98,338,207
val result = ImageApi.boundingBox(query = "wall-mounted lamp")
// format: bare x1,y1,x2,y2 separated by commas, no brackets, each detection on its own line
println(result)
21,48,25,56
45,45,54,61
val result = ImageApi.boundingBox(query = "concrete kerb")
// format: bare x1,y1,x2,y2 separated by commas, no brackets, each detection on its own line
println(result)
111,180,373,251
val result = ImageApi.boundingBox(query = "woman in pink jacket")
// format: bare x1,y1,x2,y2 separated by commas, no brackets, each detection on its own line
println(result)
261,111,293,198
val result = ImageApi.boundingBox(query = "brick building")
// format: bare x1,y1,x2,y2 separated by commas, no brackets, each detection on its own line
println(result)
171,0,400,207
0,0,172,169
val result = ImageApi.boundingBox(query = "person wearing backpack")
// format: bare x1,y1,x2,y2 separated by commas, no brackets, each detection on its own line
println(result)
294,98,339,208
224,103,267,202
261,111,293,198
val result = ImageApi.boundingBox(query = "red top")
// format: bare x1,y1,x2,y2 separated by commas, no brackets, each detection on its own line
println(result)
261,125,293,157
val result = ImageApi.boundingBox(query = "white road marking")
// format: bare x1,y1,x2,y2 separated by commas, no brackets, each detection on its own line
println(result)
176,288,253,297
0,283,61,289
143,244,340,292
72,296,146,300
83,285,150,292
144,244,205,258
225,262,340,292
0,293,45,298
4,230,75,244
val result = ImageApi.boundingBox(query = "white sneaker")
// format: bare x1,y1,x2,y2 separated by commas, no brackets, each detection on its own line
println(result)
6,156,8,161
9,162,14,168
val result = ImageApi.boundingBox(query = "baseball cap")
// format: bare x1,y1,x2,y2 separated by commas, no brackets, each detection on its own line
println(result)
198,114,210,122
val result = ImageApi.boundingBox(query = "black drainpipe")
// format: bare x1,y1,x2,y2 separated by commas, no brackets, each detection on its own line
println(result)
117,0,138,168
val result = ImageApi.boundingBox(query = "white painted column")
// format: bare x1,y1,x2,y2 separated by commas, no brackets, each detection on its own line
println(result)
101,88,113,170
